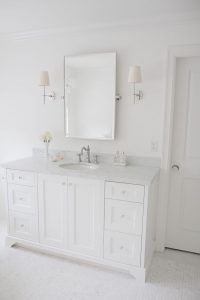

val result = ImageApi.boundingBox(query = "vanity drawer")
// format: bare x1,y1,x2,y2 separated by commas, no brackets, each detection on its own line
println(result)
104,231,141,266
105,199,143,235
7,170,36,186
105,182,144,203
9,211,38,242
8,184,36,214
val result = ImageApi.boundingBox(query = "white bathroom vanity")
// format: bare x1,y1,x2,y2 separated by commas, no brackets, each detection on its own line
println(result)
2,156,159,282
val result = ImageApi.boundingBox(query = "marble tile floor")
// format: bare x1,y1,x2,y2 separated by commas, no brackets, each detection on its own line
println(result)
0,227,200,300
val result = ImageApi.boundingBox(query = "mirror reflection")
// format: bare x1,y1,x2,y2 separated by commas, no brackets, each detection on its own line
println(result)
64,52,116,140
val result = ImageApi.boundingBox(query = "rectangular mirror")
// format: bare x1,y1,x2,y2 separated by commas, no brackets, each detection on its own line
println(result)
64,52,116,140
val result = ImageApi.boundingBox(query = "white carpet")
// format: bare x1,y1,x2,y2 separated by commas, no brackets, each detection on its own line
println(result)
0,231,200,299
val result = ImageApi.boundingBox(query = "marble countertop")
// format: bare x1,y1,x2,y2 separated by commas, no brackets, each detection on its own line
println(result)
2,157,160,185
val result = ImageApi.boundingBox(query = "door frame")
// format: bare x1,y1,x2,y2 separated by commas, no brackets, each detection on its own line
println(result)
156,44,200,251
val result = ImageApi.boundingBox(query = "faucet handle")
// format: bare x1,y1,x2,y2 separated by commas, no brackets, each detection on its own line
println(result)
77,153,82,162
93,154,98,164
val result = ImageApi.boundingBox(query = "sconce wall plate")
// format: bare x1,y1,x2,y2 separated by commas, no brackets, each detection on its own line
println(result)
128,65,143,104
131,83,143,103
48,91,56,100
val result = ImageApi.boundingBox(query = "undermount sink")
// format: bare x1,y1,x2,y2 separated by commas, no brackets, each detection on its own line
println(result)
59,162,99,171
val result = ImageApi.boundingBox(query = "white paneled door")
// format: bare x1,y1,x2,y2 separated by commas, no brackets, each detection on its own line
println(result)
68,177,104,257
166,57,200,253
38,174,67,249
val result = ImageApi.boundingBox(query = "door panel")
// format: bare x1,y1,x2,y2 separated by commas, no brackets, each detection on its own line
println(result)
180,179,200,232
68,177,104,257
38,174,67,249
166,57,200,253
185,72,200,159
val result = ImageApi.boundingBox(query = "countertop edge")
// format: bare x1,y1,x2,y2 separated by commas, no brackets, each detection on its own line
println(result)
1,157,160,186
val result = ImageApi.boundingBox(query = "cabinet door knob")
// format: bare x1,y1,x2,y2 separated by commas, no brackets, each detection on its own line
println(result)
62,182,66,186
20,224,24,228
120,245,124,250
121,214,125,219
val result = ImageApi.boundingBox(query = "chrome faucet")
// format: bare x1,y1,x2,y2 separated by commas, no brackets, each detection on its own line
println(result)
80,145,91,163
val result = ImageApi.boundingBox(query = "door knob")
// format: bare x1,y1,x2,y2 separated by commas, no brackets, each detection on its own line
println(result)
172,164,180,171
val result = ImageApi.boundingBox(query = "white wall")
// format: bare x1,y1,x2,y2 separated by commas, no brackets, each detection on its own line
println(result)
0,20,200,219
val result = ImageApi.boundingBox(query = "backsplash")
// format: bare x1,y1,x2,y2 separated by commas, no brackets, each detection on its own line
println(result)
32,148,161,167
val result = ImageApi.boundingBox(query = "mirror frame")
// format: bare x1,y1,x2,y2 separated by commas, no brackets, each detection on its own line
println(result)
64,52,116,140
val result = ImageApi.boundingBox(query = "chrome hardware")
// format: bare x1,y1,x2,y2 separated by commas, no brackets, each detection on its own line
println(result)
77,153,82,163
20,224,24,228
120,245,124,250
121,214,125,218
172,164,180,171
93,155,98,164
62,182,66,186
80,145,91,163
18,176,22,179
115,94,122,101
122,190,126,194
19,197,23,201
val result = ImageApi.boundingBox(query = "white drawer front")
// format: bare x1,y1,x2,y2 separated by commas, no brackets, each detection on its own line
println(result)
105,182,144,203
7,170,36,186
105,199,143,235
104,231,141,266
9,211,38,242
8,184,36,214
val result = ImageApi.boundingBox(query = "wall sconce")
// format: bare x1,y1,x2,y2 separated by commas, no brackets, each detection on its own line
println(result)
39,71,56,104
128,65,143,103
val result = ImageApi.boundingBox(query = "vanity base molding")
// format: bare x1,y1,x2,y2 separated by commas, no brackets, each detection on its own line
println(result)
5,235,151,282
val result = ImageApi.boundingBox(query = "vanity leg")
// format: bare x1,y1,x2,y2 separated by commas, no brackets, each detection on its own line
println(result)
129,268,146,283
5,236,16,248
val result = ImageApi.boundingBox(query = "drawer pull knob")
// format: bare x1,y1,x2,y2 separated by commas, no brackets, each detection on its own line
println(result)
62,182,66,186
121,214,125,218
19,197,23,201
18,176,22,179
20,224,24,228
120,245,124,250
122,190,126,194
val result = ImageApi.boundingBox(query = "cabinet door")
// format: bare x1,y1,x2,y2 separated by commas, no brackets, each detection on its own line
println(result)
0,168,7,221
38,174,67,249
68,177,104,257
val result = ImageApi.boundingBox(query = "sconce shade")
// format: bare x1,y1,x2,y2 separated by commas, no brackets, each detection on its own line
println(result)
39,71,50,86
128,65,142,83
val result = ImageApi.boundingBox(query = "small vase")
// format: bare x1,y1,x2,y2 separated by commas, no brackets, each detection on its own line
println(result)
45,142,49,159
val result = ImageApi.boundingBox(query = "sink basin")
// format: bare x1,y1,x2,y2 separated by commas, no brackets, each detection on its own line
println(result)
59,162,99,171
